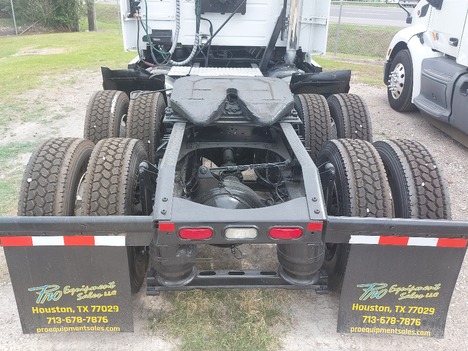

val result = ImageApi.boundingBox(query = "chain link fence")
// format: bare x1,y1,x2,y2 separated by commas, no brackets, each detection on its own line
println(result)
328,0,414,59
0,0,121,36
0,0,18,35
91,0,122,32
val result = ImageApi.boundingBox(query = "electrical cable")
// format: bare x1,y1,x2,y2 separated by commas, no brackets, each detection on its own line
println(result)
200,16,213,67
170,0,201,66
168,0,180,55
139,0,171,65
196,0,247,56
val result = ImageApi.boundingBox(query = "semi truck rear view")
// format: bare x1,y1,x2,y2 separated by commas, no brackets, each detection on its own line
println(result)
0,0,467,338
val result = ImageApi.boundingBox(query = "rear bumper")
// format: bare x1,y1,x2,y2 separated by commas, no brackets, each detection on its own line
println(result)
1,215,467,246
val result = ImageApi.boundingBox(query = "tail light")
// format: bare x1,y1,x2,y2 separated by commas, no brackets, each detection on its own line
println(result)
179,227,213,240
269,227,303,240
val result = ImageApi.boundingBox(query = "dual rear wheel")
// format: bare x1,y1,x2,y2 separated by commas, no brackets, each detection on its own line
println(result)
83,90,166,163
318,138,450,291
18,137,149,294
294,92,373,161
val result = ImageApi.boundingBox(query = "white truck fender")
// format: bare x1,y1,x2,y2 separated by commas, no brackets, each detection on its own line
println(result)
384,26,441,102
406,35,442,102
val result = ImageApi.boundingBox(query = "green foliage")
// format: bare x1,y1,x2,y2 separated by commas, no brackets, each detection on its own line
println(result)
0,0,11,15
6,0,82,31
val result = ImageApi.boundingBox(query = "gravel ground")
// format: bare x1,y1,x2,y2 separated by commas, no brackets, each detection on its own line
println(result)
0,70,466,350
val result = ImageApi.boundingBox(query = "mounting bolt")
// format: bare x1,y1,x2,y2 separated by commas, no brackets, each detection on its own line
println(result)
312,197,318,202
314,209,320,214
161,210,167,215
162,197,168,202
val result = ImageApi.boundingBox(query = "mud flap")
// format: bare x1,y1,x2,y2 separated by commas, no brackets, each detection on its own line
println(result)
4,246,133,334
338,244,467,338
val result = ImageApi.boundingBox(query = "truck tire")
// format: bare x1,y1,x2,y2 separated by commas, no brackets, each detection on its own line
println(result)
82,138,149,293
327,93,373,142
126,92,166,163
387,49,418,112
374,139,451,219
294,93,333,160
84,90,129,144
18,138,94,216
317,139,393,291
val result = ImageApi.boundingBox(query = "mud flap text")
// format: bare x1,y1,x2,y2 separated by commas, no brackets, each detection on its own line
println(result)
4,246,133,333
338,245,466,338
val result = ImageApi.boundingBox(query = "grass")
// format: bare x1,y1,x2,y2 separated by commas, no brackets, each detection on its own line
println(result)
315,55,384,87
0,142,37,215
0,31,134,102
149,289,290,351
0,178,21,216
328,24,399,58
0,142,36,164
0,4,134,104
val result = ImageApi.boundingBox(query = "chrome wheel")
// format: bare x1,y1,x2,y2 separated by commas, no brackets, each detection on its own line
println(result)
388,62,406,100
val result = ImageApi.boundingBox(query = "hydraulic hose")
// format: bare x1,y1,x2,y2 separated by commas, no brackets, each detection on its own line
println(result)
168,0,180,55
170,0,200,66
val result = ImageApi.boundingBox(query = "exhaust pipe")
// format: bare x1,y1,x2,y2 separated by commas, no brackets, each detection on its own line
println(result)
284,0,304,64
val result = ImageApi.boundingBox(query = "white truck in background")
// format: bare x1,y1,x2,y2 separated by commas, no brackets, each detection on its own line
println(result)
385,0,468,143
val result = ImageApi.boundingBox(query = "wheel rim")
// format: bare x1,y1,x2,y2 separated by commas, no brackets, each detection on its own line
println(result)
389,63,406,100
74,173,86,216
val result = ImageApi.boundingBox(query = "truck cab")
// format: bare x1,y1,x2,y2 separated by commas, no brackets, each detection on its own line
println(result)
385,0,468,139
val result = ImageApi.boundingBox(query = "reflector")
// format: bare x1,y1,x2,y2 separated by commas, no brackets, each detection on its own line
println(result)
307,222,323,231
179,227,213,240
269,227,303,239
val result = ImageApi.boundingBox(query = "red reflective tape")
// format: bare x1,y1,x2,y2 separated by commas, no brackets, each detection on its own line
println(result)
159,222,175,232
437,238,468,248
63,236,95,246
307,222,323,231
1,236,33,247
378,236,409,246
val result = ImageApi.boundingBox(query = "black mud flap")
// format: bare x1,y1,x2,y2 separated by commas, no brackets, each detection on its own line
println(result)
4,245,133,334
101,67,165,97
289,70,351,96
338,241,467,338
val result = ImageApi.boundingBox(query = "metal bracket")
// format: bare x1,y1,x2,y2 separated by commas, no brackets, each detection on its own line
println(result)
147,269,328,294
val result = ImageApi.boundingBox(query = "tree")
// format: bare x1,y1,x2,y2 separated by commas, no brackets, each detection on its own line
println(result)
4,0,82,32
87,0,96,31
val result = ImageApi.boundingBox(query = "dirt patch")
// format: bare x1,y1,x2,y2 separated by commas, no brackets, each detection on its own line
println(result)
13,48,67,56
0,73,466,350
